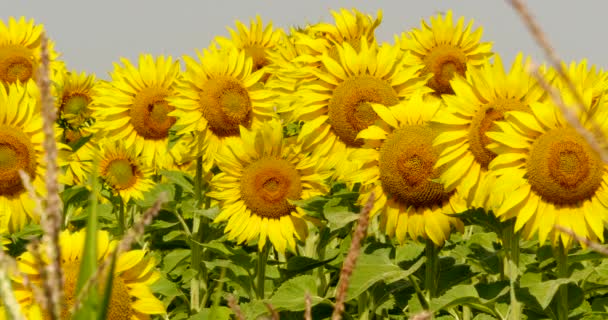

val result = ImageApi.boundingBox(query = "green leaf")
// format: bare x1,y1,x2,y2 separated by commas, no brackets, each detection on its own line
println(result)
160,170,194,194
193,206,220,220
592,297,608,312
521,278,575,309
149,220,180,230
395,243,425,262
163,230,187,242
285,255,338,276
450,208,504,234
162,249,191,273
188,307,232,320
150,276,183,299
136,183,175,207
270,275,327,311
430,284,479,312
240,300,269,319
346,248,425,301
324,208,359,230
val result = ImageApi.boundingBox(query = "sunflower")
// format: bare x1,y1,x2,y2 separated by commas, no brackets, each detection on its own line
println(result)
350,93,465,246
265,8,384,120
215,15,284,73
432,54,545,208
92,54,185,170
291,38,430,181
89,140,154,203
398,10,492,94
12,229,165,319
207,119,331,253
0,80,47,232
552,60,608,110
0,17,64,87
54,70,97,140
168,46,276,172
296,8,383,57
61,138,97,187
485,84,608,248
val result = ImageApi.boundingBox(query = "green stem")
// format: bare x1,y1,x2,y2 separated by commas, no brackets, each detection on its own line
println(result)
317,237,327,296
425,238,440,299
556,241,569,320
257,242,270,299
502,221,521,320
117,197,125,235
408,275,429,310
190,157,206,312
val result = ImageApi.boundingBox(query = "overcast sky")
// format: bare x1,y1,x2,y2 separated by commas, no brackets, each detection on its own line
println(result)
1,1,606,79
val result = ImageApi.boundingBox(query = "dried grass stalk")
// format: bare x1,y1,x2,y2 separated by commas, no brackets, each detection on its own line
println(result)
410,310,432,320
304,291,312,320
37,33,64,320
331,192,375,320
554,225,608,256
227,294,245,320
265,302,279,320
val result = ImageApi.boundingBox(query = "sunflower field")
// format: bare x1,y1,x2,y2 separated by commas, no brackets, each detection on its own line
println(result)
3,3,608,320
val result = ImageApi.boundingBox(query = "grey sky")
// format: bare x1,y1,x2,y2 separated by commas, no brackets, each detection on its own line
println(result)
1,1,605,78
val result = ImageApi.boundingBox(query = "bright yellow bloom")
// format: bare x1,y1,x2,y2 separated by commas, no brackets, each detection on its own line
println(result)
398,10,492,94
0,17,64,87
486,84,608,248
265,9,383,121
87,140,155,203
296,8,383,57
216,15,284,73
291,39,430,181
351,93,465,246
0,81,48,232
432,54,546,208
54,70,97,136
207,119,331,253
92,54,185,170
12,229,165,319
552,60,608,110
169,46,276,173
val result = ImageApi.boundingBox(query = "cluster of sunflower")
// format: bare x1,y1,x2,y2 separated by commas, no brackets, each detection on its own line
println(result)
1,7,608,318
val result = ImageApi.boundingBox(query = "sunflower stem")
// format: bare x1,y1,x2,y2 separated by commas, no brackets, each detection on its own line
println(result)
556,241,569,320
424,238,439,299
190,157,207,312
256,242,270,299
117,197,125,235
502,221,521,320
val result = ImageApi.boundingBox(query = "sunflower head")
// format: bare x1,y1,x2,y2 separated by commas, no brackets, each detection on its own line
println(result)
91,54,184,170
311,8,383,48
351,93,465,246
0,80,47,232
431,53,546,209
94,140,154,203
552,60,608,110
12,229,165,319
485,84,608,248
215,15,284,72
54,70,97,135
0,17,63,86
169,45,275,172
399,10,492,94
294,38,430,151
208,119,330,253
